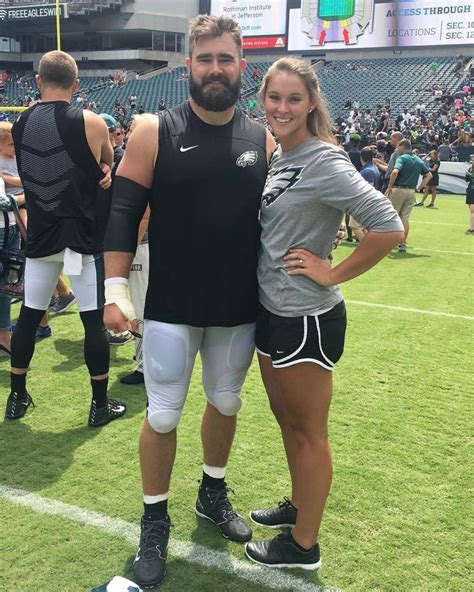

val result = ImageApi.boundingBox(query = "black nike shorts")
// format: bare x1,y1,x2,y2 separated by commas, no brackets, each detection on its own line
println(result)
255,301,347,371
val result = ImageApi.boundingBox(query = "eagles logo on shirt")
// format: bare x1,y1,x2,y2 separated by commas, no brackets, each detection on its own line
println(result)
236,151,258,167
262,165,305,206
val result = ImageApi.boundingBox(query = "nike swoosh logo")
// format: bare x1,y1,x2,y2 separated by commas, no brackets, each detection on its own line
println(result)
180,145,199,152
276,350,284,354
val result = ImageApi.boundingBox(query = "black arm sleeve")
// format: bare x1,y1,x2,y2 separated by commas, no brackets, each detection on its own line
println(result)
104,176,150,254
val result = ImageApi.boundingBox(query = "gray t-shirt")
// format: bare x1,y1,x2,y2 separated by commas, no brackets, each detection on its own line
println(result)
258,138,404,317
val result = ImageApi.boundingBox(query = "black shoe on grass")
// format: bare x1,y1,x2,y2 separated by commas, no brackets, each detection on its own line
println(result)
88,398,126,427
250,497,297,528
195,483,252,542
133,514,171,588
245,533,321,570
5,391,34,420
120,370,145,385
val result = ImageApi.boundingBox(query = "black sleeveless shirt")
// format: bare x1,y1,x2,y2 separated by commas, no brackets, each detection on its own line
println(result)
12,101,105,258
145,101,268,327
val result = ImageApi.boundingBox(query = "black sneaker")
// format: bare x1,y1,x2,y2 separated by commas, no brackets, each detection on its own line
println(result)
120,370,145,385
5,391,34,420
245,533,321,570
88,398,126,427
250,497,297,528
195,483,252,542
133,514,171,588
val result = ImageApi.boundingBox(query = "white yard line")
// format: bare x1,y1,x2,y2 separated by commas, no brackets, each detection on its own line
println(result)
412,247,474,256
411,221,466,227
346,300,474,321
0,484,343,592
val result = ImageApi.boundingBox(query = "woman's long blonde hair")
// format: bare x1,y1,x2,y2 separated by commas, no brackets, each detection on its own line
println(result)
259,57,335,145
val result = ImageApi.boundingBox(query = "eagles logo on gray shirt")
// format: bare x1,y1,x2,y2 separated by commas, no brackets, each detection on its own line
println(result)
262,166,305,206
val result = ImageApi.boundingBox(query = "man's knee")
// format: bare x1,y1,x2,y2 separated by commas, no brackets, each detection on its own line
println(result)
208,387,242,416
147,409,181,433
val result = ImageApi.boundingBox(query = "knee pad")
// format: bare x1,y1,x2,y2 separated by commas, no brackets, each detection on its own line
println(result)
209,390,242,416
147,409,181,433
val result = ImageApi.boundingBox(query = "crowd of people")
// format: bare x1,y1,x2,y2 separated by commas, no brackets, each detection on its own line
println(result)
333,86,472,158
0,16,472,590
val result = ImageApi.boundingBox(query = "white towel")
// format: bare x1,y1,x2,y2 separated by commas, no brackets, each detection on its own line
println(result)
63,248,83,276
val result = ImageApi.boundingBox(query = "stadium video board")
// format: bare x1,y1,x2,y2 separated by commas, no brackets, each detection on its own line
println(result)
209,0,288,49
288,0,474,51
206,0,473,51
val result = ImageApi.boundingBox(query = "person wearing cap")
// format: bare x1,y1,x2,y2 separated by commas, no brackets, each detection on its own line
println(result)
99,113,124,168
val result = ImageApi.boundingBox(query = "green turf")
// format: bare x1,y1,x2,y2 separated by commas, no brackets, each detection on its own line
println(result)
0,195,472,592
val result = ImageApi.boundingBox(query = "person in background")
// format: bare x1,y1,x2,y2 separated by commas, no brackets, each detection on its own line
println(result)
465,155,474,235
119,113,156,385
385,139,432,252
4,50,124,428
348,147,381,242
0,127,23,355
417,149,440,208
0,122,58,335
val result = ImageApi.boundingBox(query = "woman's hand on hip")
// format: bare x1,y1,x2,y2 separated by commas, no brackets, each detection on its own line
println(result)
283,248,334,286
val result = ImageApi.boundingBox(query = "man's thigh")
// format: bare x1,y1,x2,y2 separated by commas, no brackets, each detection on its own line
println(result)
143,321,202,413
70,254,105,312
398,188,416,221
390,188,415,220
24,256,63,310
200,324,255,413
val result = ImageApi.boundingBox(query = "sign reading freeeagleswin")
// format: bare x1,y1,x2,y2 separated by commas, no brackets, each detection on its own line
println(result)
0,3,68,22
288,0,474,50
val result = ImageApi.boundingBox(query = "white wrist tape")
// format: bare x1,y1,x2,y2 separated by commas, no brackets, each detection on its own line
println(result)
105,277,129,287
104,283,137,321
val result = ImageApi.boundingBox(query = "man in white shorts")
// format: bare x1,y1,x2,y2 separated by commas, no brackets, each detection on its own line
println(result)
103,15,276,588
4,50,126,427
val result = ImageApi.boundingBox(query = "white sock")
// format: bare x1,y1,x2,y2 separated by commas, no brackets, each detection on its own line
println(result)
143,493,169,504
203,464,226,479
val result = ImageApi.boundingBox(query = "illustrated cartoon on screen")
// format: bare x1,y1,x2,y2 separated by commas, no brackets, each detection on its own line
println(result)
301,0,375,45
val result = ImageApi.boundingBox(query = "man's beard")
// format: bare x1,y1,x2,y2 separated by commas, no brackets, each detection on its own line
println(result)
189,70,241,112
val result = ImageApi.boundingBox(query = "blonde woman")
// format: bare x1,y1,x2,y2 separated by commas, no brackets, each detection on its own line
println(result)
245,58,404,569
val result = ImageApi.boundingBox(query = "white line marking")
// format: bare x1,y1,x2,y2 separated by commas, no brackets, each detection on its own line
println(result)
346,300,474,321
0,485,343,592
413,247,474,256
411,221,465,227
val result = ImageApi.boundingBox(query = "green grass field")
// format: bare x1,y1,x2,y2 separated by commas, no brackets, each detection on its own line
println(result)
0,195,472,592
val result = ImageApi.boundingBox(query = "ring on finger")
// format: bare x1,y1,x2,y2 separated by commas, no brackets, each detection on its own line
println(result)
299,259,304,263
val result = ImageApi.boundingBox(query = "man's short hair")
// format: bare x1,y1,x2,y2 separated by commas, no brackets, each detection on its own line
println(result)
399,139,412,150
38,50,78,90
360,147,374,162
189,14,242,57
